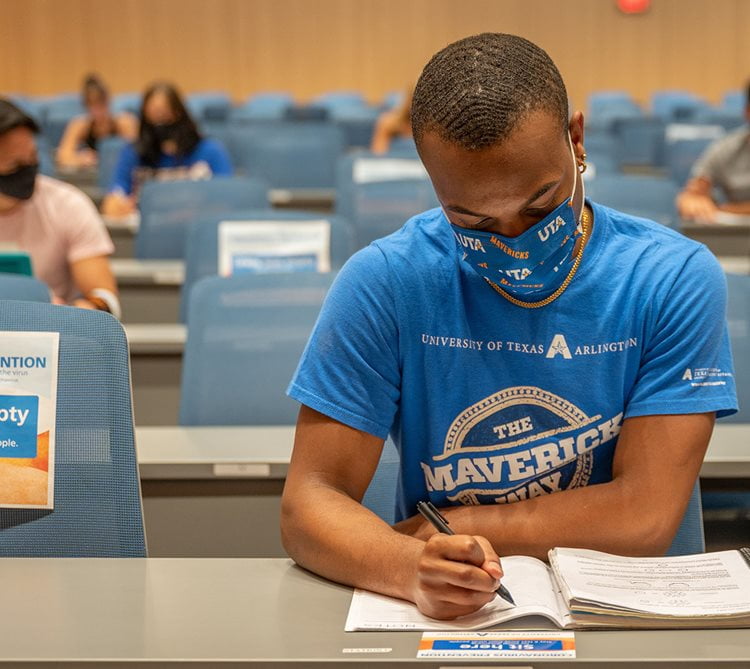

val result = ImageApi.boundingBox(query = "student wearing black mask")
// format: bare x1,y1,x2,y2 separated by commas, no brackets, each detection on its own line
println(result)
101,82,232,217
0,99,120,315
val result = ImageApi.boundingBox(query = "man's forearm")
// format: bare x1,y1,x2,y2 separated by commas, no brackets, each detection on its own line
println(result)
281,483,423,601
439,478,678,559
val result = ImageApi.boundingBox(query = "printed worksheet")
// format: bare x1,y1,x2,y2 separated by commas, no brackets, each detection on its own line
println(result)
551,548,750,618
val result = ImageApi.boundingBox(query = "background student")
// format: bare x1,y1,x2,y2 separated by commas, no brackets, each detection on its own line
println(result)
370,86,413,154
676,81,750,222
0,99,120,316
56,74,138,169
101,81,232,217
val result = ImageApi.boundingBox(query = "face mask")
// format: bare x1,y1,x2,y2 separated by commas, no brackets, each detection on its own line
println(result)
449,135,584,299
152,122,180,144
0,163,38,201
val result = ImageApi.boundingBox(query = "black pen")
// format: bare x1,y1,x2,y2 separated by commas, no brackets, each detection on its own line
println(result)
416,500,515,606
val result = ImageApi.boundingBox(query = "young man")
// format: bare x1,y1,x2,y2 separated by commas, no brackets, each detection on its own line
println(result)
676,82,750,222
0,99,120,316
281,34,737,621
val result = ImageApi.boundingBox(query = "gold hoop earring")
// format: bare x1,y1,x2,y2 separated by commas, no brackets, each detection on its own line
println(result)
578,152,588,174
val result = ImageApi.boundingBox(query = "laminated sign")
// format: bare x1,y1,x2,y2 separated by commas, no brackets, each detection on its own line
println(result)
218,220,331,277
0,332,59,509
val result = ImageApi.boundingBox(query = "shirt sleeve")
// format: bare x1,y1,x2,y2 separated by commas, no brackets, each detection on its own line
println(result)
287,245,401,439
108,143,138,195
61,187,115,263
200,139,233,176
625,246,738,419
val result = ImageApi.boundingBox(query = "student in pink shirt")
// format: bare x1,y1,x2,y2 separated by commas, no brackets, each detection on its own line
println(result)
0,99,120,316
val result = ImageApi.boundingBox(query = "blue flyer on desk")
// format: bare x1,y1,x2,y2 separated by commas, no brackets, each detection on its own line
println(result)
0,332,59,509
417,631,576,659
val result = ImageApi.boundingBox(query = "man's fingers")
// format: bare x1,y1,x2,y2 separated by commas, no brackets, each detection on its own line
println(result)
421,535,499,593
473,535,503,581
428,533,486,565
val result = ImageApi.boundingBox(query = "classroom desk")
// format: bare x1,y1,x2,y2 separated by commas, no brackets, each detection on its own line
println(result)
126,324,186,426
137,426,292,557
104,213,139,258
113,258,184,323
135,424,749,558
0,558,746,668
681,220,750,257
719,256,750,275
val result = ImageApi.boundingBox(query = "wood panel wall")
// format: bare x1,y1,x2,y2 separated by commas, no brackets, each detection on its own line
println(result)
1,0,748,110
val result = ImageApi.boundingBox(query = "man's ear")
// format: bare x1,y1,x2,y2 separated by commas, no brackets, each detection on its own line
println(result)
568,111,585,160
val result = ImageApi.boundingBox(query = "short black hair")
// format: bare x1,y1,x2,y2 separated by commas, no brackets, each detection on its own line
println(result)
0,98,40,137
136,81,202,167
411,33,569,151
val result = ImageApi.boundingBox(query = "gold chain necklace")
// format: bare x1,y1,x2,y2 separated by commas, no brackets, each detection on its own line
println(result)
484,206,592,309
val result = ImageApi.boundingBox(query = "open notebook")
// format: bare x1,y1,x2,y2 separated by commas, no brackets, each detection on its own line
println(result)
346,547,750,631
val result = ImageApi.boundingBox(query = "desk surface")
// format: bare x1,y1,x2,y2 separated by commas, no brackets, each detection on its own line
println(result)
718,256,750,274
0,558,746,668
135,423,749,479
112,258,185,285
125,323,186,354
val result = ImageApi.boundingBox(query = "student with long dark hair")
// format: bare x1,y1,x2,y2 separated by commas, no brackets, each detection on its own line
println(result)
101,82,232,217
56,74,138,169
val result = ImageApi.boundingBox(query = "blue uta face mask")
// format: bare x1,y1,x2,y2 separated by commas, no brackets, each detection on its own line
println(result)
449,135,584,299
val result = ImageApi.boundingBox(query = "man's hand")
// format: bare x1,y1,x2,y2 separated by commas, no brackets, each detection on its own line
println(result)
409,534,503,620
71,298,97,310
677,191,718,223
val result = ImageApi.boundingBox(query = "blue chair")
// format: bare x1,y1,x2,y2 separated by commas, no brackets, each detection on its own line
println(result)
381,91,405,111
361,438,401,525
0,274,50,302
231,93,294,122
312,91,367,114
588,91,638,117
42,110,78,149
721,91,745,116
187,92,232,122
692,109,745,133
387,137,419,157
134,176,269,259
725,273,750,424
0,302,145,556
35,135,55,177
663,134,721,187
666,482,705,555
111,92,141,116
97,136,127,191
701,273,750,518
179,272,333,425
333,107,381,149
586,175,680,227
229,122,345,189
587,93,643,132
651,91,709,122
180,209,354,322
336,154,438,248
612,116,666,166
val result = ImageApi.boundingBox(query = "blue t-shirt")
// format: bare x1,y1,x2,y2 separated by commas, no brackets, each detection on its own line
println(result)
288,203,738,522
109,138,233,195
